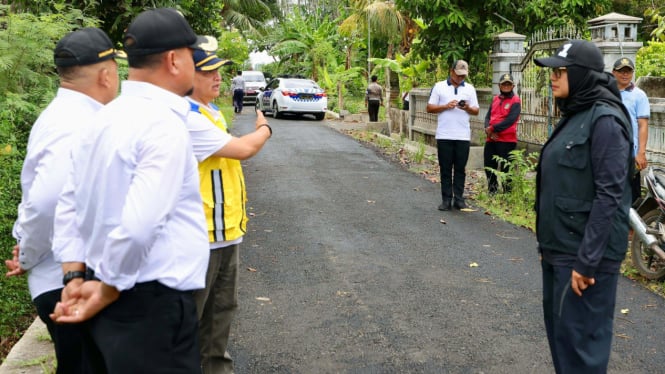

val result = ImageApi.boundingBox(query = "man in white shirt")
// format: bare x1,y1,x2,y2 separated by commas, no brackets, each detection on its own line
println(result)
5,27,121,373
426,60,479,211
49,8,210,373
187,47,272,374
231,70,245,113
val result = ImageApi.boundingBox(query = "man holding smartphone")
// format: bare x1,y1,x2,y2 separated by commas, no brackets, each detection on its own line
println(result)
426,59,479,211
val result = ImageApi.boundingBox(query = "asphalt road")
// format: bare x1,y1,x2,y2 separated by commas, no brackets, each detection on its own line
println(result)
228,110,664,374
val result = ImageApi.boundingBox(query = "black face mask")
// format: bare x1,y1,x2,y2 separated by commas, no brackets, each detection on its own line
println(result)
555,65,624,117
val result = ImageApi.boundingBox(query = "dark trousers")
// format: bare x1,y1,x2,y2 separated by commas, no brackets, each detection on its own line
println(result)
194,245,239,374
437,139,470,203
368,99,380,122
541,260,618,374
483,141,517,194
34,289,89,374
86,282,201,373
631,170,641,204
233,89,244,113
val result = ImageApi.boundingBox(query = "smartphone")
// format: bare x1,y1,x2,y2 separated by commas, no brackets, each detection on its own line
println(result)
457,100,466,108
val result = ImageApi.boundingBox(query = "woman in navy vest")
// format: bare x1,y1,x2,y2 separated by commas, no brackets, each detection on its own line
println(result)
534,40,632,374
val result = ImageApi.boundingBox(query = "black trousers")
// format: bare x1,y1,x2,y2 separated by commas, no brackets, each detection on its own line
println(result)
483,141,517,194
233,89,244,113
34,289,89,374
631,170,641,204
542,260,618,373
86,282,201,373
368,99,380,122
437,139,470,203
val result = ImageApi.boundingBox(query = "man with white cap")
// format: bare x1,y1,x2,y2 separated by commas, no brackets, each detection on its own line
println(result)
426,59,479,211
50,8,210,372
187,45,272,374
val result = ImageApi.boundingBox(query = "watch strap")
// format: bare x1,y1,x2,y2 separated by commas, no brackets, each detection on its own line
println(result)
62,270,86,286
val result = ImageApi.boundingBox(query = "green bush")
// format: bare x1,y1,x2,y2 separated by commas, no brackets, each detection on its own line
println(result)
636,41,665,77
478,149,538,230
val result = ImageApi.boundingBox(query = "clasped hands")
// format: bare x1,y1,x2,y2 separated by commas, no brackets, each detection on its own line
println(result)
50,279,120,323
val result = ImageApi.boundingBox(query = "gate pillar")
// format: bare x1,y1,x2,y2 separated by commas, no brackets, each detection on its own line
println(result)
588,12,643,72
489,31,526,96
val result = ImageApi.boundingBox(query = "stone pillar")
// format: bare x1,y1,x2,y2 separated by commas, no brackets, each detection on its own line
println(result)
588,12,643,72
488,31,526,96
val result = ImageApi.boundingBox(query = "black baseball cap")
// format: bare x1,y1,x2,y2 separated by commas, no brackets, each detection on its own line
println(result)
123,8,206,56
613,57,635,71
534,39,605,72
499,73,514,84
54,27,125,67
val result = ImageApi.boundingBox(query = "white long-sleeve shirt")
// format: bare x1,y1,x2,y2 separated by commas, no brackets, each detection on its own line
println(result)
52,81,209,292
13,88,103,299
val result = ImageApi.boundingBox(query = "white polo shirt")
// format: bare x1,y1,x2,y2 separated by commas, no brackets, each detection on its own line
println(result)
53,81,209,292
13,88,103,300
428,78,478,141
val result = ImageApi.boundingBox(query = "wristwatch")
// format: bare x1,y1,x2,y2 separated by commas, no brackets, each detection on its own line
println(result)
62,270,86,286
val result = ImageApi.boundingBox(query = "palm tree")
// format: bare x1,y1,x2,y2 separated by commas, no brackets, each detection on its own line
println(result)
340,0,409,108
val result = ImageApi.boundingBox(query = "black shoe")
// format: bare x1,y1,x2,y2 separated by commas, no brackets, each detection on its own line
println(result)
453,200,468,210
438,201,452,211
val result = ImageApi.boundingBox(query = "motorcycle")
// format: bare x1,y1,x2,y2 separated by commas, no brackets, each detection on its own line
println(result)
629,166,665,280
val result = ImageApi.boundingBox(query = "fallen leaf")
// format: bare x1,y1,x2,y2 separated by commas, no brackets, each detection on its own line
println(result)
460,208,477,212
440,218,447,224
469,262,479,267
256,297,271,302
367,200,376,204
247,267,257,272
621,308,629,314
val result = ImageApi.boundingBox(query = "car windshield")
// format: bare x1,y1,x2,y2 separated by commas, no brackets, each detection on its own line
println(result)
244,73,264,82
284,80,320,90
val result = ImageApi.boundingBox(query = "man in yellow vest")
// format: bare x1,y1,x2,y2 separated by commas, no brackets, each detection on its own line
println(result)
187,44,272,374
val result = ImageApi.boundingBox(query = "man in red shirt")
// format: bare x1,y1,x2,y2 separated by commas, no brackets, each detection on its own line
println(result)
483,73,521,194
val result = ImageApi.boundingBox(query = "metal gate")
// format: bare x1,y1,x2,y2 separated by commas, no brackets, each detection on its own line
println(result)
510,26,583,145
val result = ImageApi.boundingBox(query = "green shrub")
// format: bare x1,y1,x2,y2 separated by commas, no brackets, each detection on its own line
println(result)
636,41,665,78
478,149,538,230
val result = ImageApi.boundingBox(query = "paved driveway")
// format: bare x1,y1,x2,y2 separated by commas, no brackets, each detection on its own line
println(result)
229,112,665,374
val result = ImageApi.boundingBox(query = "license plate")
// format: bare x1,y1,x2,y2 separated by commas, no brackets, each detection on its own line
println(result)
299,94,313,100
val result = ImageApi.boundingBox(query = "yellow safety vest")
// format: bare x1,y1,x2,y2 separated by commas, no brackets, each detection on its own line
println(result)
190,102,247,243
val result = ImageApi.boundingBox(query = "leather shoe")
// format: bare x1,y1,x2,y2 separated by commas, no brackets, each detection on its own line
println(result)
453,200,468,209
438,201,452,211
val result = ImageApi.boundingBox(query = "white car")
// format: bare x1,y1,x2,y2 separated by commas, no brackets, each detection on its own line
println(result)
242,71,266,105
256,78,327,120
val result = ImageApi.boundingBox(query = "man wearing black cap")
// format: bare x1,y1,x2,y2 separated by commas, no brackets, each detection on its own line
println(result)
50,8,210,373
483,73,521,194
186,45,272,374
4,27,121,373
534,40,632,374
612,57,650,203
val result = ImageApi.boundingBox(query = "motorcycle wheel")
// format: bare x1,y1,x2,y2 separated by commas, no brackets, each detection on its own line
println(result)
630,209,665,280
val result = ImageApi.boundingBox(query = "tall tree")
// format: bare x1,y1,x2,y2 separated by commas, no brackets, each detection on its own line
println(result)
394,0,613,72
259,8,340,81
